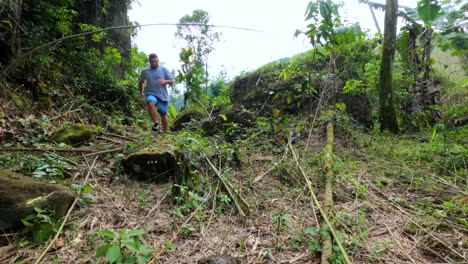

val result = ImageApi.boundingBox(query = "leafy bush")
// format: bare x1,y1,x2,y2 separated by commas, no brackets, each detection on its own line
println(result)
21,207,59,244
95,229,154,264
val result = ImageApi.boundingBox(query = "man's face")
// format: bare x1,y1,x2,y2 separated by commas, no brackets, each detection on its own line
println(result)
149,57,159,69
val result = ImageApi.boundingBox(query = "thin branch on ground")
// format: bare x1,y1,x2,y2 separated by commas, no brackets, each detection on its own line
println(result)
252,144,289,184
34,156,98,264
205,156,250,217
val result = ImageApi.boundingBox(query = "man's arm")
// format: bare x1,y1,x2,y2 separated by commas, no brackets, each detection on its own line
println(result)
138,80,145,99
162,79,174,85
163,67,174,86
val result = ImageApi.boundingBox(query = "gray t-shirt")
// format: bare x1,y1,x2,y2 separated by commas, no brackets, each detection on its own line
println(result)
139,66,173,101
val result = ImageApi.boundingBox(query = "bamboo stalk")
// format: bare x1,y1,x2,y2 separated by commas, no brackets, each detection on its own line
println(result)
288,136,351,264
321,121,334,264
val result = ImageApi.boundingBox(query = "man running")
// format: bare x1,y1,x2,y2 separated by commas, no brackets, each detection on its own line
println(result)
139,53,174,132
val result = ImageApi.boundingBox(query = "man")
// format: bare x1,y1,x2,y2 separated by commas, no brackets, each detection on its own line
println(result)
139,53,174,132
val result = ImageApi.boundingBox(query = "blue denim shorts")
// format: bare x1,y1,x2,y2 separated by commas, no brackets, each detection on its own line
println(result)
146,95,168,115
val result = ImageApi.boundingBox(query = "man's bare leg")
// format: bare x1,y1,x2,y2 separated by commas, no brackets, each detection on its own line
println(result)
160,114,169,132
148,102,159,125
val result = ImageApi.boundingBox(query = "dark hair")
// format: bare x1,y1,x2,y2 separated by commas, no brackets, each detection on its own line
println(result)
149,53,158,59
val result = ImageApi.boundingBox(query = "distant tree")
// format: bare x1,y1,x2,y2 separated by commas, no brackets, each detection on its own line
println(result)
378,0,399,133
175,9,221,106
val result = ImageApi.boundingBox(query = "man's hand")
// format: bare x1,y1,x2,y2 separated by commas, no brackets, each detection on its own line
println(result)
157,79,166,85
140,92,145,100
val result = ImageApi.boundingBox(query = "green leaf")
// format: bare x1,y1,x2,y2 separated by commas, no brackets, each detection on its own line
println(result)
1,20,12,28
139,245,156,253
220,114,227,121
96,243,112,257
127,229,146,237
335,103,346,111
137,254,152,264
83,185,92,194
33,223,53,243
123,255,135,264
124,241,140,252
167,104,177,119
303,227,316,234
417,0,441,25
21,219,34,227
106,243,121,263
96,230,117,238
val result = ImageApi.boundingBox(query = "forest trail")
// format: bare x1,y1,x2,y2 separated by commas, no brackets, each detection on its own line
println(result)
1,122,465,263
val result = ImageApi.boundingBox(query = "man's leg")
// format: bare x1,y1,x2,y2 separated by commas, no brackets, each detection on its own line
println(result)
148,102,159,125
160,114,169,132
157,100,170,132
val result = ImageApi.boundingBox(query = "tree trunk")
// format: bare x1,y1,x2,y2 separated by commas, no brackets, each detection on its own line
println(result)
421,28,435,106
378,0,399,134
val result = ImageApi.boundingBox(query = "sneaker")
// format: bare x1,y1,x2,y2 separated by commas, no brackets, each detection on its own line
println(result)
152,123,161,132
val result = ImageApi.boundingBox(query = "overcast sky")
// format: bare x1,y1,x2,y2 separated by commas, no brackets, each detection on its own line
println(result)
129,0,419,78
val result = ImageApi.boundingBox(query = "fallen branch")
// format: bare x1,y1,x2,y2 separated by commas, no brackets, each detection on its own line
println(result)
97,136,124,144
80,147,124,158
104,132,133,141
34,156,98,264
0,147,94,153
205,156,250,217
192,97,212,121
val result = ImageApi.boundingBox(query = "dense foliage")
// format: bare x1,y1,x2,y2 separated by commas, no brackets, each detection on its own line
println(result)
0,0,145,125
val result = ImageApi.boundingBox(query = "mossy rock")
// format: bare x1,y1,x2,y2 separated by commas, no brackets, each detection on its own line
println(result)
0,170,75,229
171,108,205,131
49,123,96,146
123,138,191,186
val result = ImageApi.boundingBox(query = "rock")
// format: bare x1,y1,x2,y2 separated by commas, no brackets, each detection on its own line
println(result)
230,61,374,129
197,255,241,264
49,123,96,146
89,112,107,127
123,138,191,187
171,108,205,131
202,108,256,136
339,93,372,129
0,170,75,229
225,109,256,127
